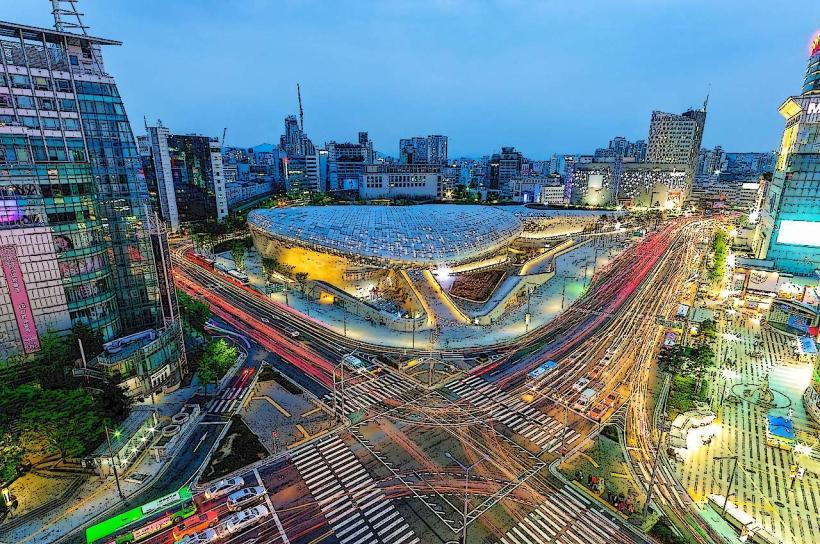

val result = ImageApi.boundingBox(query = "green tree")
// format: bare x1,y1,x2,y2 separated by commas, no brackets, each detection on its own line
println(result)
34,331,75,390
262,257,278,282
0,430,23,483
231,241,246,272
21,388,102,461
295,272,308,293
177,289,210,334
698,319,718,345
197,339,238,394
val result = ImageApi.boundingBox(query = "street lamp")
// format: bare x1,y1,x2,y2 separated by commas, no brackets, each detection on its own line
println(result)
105,425,125,501
719,369,738,405
445,452,488,544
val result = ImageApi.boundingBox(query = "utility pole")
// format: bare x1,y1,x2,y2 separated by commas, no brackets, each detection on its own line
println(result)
105,426,125,501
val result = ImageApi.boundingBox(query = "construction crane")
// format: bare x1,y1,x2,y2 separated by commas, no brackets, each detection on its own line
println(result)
221,127,228,152
297,83,304,131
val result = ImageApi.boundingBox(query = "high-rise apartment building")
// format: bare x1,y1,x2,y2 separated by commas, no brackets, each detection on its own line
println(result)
753,36,820,275
399,134,448,165
279,115,320,193
141,123,227,230
326,131,374,191
0,15,184,394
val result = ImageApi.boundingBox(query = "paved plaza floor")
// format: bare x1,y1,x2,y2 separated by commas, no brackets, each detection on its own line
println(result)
673,313,820,544
216,233,629,350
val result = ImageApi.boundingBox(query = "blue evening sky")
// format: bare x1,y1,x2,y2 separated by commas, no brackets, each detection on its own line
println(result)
3,0,819,158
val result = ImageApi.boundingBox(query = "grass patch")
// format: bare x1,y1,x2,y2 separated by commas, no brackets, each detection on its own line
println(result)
560,432,642,517
667,375,708,418
202,416,268,481
257,366,303,395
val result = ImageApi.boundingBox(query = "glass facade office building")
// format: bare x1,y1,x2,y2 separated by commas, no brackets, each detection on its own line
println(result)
754,38,820,276
0,20,184,395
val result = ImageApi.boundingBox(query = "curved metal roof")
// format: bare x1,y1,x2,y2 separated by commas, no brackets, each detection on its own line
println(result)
248,204,524,267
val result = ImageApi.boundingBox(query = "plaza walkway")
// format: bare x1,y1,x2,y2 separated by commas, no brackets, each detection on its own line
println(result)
674,313,820,544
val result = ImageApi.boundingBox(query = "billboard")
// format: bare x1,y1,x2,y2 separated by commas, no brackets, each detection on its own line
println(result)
587,174,604,190
776,220,820,247
0,245,40,353
747,269,780,294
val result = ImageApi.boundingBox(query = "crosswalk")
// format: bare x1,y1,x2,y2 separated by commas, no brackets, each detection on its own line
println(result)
290,435,420,544
207,381,250,414
496,486,622,544
448,376,581,453
323,371,420,414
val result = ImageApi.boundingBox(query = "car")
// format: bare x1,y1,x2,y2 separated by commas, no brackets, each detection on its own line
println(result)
604,391,620,406
173,512,219,541
571,377,590,392
204,477,244,500
226,486,266,511
178,528,221,544
285,328,300,338
225,505,270,534
588,404,607,422
260,317,271,324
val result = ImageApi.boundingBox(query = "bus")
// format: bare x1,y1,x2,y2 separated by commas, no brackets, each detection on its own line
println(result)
527,360,557,380
85,486,197,544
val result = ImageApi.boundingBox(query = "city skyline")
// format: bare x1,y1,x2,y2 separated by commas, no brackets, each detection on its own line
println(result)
2,0,818,157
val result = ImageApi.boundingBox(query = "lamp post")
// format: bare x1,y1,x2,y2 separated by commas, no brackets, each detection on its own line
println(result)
719,369,738,405
105,426,125,501
714,455,739,517
445,452,487,544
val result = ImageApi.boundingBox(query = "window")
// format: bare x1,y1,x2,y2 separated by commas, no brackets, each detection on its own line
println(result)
32,76,51,91
62,117,80,131
54,79,71,93
69,54,79,66
41,117,60,130
30,138,47,161
20,116,39,128
0,115,14,126
15,95,34,109
0,94,12,108
0,74,5,87
38,97,57,111
59,98,76,111
10,75,30,89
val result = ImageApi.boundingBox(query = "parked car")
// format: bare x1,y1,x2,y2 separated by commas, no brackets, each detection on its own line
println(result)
173,511,219,541
204,477,244,500
226,486,266,511
225,505,270,534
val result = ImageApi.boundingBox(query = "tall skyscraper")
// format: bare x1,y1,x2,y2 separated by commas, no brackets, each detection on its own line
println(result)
0,13,185,394
753,35,820,275
646,106,707,193
142,123,227,230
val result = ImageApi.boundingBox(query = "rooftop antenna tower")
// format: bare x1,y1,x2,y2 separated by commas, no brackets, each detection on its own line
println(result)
51,0,89,35
297,83,304,131
703,83,711,112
